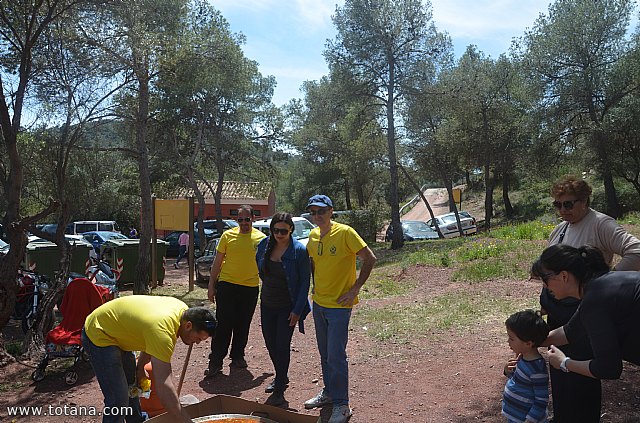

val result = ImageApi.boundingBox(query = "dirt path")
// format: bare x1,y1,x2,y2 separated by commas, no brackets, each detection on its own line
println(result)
1,265,639,422
401,188,451,221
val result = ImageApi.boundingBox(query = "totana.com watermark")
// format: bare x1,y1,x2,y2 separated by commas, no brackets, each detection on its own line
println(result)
6,404,133,417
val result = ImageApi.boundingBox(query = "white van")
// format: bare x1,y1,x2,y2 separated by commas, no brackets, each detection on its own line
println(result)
69,220,120,235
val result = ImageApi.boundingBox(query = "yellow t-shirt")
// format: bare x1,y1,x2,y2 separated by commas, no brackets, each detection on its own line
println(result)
217,227,266,287
307,222,367,308
84,295,187,363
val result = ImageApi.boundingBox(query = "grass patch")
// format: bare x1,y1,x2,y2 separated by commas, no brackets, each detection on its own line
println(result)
353,291,539,344
453,259,525,282
487,220,555,240
359,272,415,300
5,341,22,357
150,283,209,307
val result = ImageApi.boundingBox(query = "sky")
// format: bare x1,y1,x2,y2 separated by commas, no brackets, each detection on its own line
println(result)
212,1,554,107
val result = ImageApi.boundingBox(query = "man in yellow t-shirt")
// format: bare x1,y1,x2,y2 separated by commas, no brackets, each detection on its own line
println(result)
303,195,376,423
82,295,216,423
206,205,266,376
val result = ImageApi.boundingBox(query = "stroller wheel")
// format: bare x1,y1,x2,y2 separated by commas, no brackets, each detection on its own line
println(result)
64,371,78,385
32,368,45,382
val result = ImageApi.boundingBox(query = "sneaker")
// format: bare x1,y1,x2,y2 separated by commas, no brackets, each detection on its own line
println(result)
265,391,286,407
204,363,222,377
304,389,332,409
173,263,178,269
230,358,248,368
265,378,289,393
328,404,352,423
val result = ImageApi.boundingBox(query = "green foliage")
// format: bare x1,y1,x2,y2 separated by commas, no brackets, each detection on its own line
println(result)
333,204,389,244
621,211,640,226
488,221,555,240
4,341,22,357
359,274,414,300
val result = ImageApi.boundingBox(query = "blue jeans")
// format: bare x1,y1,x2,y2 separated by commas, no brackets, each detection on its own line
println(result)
312,303,351,406
261,304,295,392
81,329,144,423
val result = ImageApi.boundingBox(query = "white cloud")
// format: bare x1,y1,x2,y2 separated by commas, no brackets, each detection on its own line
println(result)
430,0,550,39
293,0,337,32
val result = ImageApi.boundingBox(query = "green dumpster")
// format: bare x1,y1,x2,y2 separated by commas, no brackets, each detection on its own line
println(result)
101,239,168,285
24,240,93,279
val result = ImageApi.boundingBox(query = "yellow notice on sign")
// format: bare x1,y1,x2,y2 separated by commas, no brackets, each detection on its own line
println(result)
452,188,461,204
155,199,190,231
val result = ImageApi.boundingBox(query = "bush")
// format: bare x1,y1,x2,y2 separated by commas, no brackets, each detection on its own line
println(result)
333,203,389,244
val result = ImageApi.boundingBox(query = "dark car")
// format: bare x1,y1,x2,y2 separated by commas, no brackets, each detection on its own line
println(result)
163,229,215,257
385,220,440,242
194,219,238,237
195,238,220,283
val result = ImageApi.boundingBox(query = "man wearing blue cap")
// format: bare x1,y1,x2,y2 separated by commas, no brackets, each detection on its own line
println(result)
303,194,376,423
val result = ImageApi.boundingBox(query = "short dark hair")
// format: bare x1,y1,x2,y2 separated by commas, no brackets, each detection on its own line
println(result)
238,205,254,216
182,307,216,337
505,309,549,347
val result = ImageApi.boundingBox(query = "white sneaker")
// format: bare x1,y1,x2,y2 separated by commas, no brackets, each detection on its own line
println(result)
328,404,352,423
303,389,332,409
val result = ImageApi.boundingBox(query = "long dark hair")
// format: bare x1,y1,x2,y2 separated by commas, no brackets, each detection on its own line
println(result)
262,212,294,275
531,244,610,291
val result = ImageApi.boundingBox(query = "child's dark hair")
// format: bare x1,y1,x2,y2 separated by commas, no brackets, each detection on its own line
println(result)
505,309,549,347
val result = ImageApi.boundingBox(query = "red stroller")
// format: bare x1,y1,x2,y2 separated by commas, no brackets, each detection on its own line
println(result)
31,277,109,385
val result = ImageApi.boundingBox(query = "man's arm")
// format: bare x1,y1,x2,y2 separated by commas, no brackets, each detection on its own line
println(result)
338,246,376,306
136,352,152,384
150,357,193,423
207,252,225,303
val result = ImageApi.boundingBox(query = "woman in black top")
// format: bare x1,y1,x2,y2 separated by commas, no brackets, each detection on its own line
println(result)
531,244,640,383
255,212,311,407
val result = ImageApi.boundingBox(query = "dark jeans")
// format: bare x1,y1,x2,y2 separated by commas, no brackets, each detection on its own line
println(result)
541,288,601,422
81,329,144,423
175,245,187,265
209,281,259,366
261,304,295,392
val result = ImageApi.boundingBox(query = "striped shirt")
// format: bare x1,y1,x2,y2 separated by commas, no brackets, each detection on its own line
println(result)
502,356,549,423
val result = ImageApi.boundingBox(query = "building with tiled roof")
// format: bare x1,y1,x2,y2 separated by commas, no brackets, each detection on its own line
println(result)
174,181,275,219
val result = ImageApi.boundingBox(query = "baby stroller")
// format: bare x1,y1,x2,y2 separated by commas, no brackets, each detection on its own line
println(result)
31,276,109,385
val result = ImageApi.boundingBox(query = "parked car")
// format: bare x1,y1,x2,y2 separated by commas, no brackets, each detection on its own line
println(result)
385,220,440,242
252,217,316,247
426,211,477,238
195,238,220,283
194,219,238,238
69,220,120,235
163,229,215,257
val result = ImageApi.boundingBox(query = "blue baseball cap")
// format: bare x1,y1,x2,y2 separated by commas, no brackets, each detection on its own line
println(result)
306,194,333,209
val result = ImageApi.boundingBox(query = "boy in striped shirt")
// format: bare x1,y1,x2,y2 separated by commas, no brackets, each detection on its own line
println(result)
502,310,550,423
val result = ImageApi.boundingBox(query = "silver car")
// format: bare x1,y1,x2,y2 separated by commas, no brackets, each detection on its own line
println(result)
426,211,477,238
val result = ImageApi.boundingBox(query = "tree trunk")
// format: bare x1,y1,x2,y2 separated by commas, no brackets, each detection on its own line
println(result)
502,173,514,218
134,71,152,295
387,71,403,250
484,163,494,231
344,178,352,210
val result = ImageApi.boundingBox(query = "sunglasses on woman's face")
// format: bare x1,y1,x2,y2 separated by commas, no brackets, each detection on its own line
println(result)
236,217,252,223
552,199,581,210
272,228,291,236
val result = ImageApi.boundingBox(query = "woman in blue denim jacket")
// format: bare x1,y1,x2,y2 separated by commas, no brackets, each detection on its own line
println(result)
256,212,311,407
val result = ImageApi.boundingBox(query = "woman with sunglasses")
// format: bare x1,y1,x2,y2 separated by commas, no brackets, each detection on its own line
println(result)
255,212,311,407
542,175,640,422
531,245,640,401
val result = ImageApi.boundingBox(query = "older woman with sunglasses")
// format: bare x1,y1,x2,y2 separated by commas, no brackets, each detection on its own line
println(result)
532,245,640,387
541,175,640,422
255,212,311,407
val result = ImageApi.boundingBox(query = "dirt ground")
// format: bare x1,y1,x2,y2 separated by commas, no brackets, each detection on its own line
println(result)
2,262,640,423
